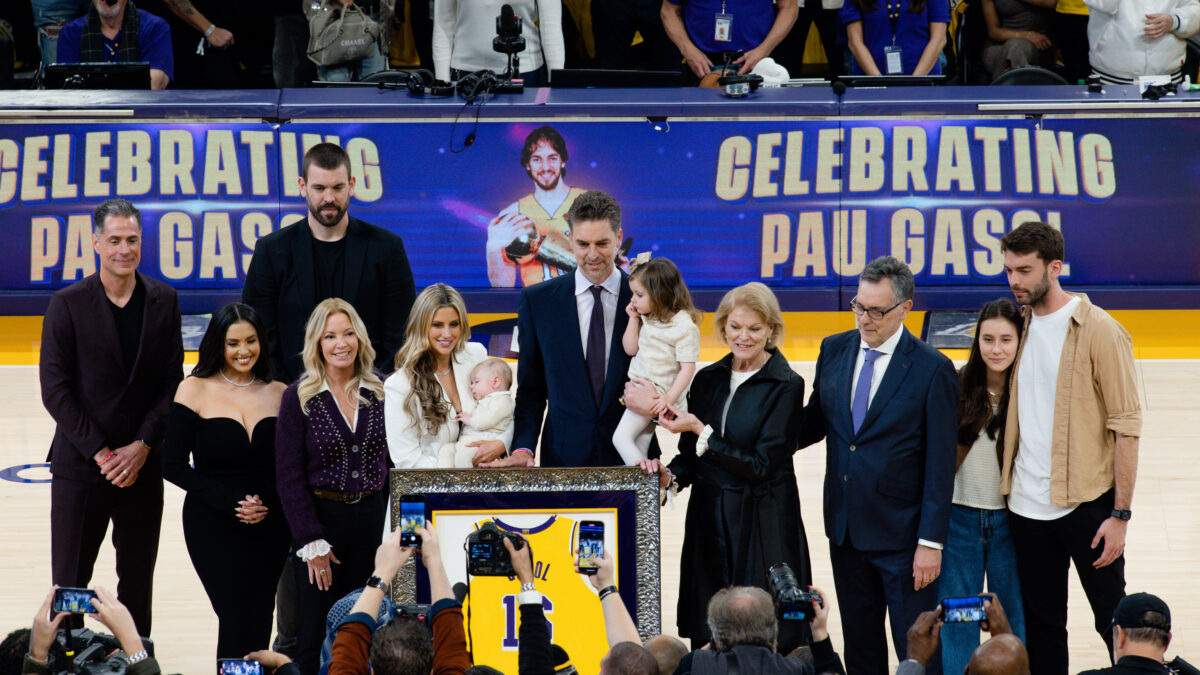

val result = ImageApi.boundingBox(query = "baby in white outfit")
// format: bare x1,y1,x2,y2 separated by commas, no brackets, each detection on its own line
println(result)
439,357,515,468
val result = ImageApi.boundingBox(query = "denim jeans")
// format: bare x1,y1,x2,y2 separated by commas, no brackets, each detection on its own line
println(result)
30,0,87,66
940,504,1026,675
317,44,387,83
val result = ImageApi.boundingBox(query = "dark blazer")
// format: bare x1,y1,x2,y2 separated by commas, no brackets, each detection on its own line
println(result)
39,272,184,484
668,348,811,644
512,271,642,467
800,328,958,550
242,216,415,383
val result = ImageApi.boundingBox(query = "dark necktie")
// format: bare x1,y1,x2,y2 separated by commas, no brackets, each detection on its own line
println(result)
586,285,606,406
852,348,882,433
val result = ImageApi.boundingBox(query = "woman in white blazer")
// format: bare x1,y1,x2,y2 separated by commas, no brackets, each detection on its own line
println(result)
385,284,512,468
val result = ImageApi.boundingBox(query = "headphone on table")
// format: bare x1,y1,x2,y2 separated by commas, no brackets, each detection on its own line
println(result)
405,69,456,97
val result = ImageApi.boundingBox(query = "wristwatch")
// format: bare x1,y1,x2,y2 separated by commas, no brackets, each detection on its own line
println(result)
365,575,390,594
1110,509,1132,521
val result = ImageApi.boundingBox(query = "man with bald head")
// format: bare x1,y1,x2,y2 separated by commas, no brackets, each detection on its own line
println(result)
644,635,689,675
967,634,1029,675
901,593,1029,675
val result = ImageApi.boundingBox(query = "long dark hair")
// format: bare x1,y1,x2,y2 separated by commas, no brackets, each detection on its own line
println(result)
853,0,928,14
957,298,1023,448
191,302,274,383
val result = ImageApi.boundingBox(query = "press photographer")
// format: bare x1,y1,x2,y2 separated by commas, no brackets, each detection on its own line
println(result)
23,586,160,675
326,526,470,675
899,593,1028,675
671,578,845,675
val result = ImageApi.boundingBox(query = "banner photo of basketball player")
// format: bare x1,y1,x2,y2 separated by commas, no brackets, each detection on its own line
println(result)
5,116,1199,305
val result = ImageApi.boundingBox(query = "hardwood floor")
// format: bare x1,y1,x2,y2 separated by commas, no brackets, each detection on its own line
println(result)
0,360,1192,674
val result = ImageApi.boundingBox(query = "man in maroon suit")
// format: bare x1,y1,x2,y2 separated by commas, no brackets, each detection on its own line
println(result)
40,198,183,637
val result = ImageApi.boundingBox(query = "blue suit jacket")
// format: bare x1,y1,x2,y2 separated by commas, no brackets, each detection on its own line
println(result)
512,272,643,467
800,328,958,551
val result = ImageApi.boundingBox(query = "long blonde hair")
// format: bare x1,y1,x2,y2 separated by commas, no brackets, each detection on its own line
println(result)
297,298,385,414
393,284,472,435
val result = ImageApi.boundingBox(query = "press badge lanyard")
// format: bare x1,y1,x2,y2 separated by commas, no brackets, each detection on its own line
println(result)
715,1,733,42
883,0,904,74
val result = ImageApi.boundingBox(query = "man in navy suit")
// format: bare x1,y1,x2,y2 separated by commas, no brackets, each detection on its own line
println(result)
799,256,958,674
487,190,637,468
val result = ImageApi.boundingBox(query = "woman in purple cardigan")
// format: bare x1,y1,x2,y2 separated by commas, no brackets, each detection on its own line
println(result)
275,298,389,675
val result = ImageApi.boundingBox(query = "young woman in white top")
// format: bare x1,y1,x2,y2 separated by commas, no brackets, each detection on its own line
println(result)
385,283,511,468
432,0,565,86
940,298,1027,674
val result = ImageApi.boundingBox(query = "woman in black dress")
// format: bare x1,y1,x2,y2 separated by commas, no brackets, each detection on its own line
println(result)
163,303,290,659
637,282,812,653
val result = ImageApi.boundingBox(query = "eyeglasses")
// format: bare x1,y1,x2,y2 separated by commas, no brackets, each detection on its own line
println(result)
850,298,904,321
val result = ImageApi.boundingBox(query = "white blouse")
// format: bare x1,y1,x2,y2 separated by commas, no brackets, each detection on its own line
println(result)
385,341,512,468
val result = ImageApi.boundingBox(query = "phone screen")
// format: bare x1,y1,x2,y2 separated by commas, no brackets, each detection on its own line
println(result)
218,659,263,675
52,587,97,614
399,496,425,548
942,596,987,623
577,521,604,573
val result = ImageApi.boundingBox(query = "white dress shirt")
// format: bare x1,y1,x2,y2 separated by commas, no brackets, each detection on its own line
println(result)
851,325,904,405
574,267,621,373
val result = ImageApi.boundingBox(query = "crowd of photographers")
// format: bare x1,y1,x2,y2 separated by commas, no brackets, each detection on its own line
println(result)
7,518,1192,675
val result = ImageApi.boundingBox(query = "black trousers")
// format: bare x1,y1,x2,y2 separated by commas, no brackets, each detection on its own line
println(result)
591,0,682,71
1054,12,1090,85
1008,490,1125,675
830,541,941,675
51,474,163,637
182,496,290,659
291,490,387,675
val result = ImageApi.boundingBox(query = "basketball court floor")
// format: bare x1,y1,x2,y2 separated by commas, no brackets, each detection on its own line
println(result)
1,309,1198,674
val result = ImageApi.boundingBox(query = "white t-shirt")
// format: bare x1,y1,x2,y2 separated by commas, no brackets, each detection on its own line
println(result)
1008,296,1081,520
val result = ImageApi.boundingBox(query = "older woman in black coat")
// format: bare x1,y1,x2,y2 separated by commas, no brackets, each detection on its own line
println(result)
633,282,812,653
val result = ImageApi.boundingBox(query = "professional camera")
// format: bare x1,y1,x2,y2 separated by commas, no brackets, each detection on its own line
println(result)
51,628,155,674
767,563,822,622
465,522,528,576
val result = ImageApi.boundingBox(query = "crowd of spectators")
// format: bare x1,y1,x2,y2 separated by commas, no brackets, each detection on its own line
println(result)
3,0,1199,89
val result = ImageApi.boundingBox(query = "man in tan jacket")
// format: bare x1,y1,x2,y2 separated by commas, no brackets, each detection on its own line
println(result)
999,221,1142,675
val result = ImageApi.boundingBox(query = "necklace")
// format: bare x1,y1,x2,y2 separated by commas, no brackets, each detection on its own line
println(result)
987,389,1001,401
436,367,452,377
220,368,255,387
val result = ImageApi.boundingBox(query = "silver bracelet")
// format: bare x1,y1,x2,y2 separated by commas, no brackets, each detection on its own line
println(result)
127,650,149,664
203,23,216,38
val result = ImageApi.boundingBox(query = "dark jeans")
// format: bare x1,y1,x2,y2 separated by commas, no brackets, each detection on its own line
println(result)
51,475,163,637
829,541,941,675
591,0,682,70
1054,12,1090,84
292,490,386,675
1008,489,1126,675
